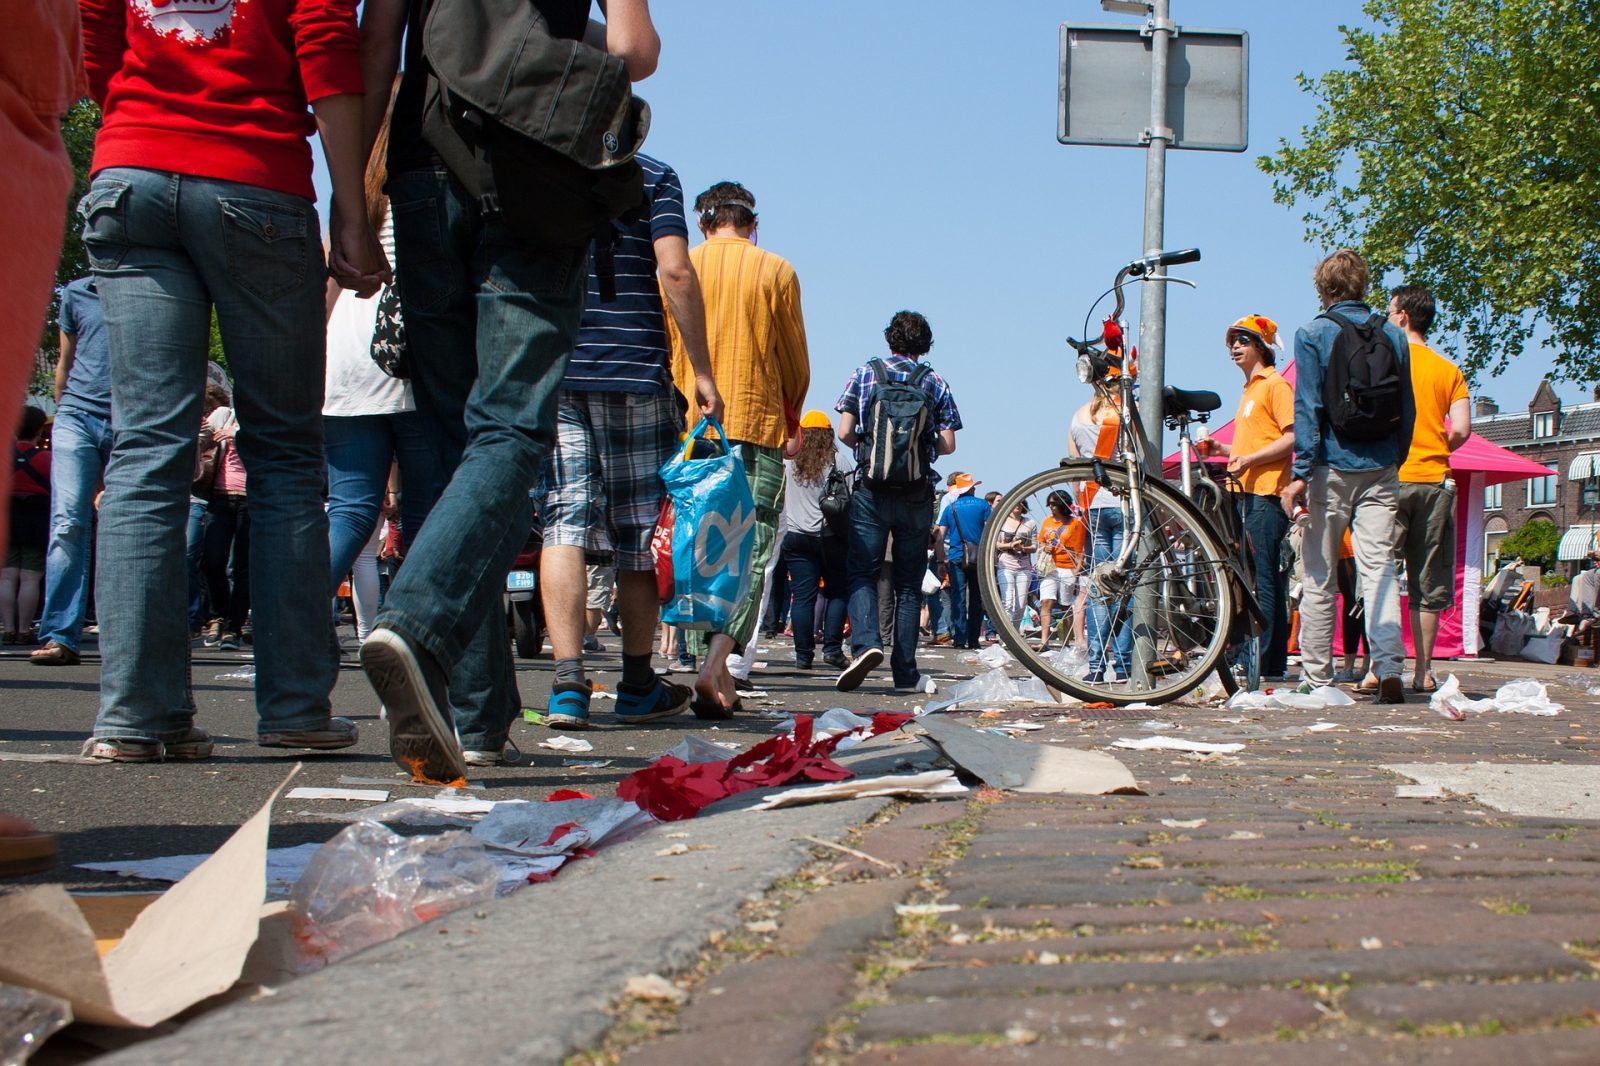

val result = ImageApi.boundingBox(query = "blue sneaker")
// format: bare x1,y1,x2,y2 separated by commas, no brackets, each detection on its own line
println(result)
547,683,592,730
614,677,691,724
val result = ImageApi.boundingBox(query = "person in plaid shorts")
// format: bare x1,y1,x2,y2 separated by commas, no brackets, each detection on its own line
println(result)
540,152,722,732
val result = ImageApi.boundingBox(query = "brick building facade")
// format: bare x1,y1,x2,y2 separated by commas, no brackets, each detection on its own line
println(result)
1472,380,1600,570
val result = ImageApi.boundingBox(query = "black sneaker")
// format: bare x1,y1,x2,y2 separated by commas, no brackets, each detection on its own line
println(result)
822,652,848,670
835,647,884,692
360,626,468,783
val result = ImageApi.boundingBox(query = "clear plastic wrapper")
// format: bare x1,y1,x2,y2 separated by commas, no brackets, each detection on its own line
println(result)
0,984,71,1066
289,821,500,968
1432,674,1563,718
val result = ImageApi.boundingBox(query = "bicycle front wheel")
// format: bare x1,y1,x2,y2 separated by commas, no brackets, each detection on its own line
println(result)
979,462,1235,705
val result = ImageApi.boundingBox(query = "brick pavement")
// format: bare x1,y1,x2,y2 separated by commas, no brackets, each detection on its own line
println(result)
582,664,1600,1065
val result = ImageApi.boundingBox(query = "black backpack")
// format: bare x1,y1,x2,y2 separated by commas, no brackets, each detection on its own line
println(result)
420,0,649,288
819,463,850,534
860,359,935,490
1319,311,1405,440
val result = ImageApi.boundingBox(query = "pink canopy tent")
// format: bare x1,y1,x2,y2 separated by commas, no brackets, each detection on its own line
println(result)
1160,360,1552,657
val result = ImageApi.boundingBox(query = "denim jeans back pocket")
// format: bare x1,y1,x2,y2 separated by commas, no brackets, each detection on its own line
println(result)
79,178,132,270
218,196,310,302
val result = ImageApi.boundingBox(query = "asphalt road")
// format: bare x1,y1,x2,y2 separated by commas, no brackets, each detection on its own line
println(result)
0,627,953,892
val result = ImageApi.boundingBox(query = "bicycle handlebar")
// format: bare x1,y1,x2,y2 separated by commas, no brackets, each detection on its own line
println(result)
1067,248,1202,356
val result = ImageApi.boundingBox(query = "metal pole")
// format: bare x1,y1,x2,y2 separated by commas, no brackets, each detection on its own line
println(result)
1136,0,1174,468
1130,0,1174,691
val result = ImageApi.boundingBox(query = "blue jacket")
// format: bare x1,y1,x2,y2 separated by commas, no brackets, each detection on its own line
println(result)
1290,300,1415,480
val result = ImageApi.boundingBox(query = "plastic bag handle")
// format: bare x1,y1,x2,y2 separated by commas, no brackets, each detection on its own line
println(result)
682,416,734,460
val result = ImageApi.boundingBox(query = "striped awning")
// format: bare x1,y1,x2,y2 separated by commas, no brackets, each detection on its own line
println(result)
1569,452,1600,480
1558,524,1600,561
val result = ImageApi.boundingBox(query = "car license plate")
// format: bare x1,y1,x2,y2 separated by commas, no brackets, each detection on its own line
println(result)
506,570,537,591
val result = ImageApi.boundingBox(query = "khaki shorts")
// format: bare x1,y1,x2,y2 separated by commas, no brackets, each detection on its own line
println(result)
1395,480,1456,611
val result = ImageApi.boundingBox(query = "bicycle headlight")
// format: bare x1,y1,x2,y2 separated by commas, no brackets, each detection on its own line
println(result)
1076,352,1095,384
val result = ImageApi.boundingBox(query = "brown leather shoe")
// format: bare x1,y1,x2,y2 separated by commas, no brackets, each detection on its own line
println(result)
29,641,80,666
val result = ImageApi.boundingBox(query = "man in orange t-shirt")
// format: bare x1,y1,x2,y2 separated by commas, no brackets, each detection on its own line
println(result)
1216,314,1295,679
1389,286,1469,693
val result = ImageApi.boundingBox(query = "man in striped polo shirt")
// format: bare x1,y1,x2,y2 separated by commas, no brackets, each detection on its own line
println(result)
540,152,723,734
666,181,811,719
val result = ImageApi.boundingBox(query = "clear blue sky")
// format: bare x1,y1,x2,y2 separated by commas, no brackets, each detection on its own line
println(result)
320,1,1567,492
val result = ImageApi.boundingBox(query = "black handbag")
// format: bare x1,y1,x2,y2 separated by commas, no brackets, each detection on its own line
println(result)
819,463,850,534
369,281,408,379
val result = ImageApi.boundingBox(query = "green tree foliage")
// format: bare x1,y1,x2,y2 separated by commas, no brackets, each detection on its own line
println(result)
1259,0,1600,385
38,100,230,393
30,100,102,395
1498,518,1561,571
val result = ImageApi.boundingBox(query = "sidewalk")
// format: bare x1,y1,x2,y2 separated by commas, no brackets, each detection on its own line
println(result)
591,662,1600,1064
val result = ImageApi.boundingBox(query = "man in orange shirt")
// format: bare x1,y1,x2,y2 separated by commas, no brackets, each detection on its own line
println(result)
1216,314,1295,680
665,181,810,717
1389,285,1469,693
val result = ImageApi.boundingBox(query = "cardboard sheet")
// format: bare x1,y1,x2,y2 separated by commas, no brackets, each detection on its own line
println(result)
916,718,1143,795
0,769,294,1027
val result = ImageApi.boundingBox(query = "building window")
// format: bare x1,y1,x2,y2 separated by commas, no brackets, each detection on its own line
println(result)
1533,411,1556,438
1485,483,1503,510
1528,473,1558,506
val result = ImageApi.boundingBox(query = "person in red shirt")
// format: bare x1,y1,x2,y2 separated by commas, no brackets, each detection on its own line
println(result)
78,0,387,763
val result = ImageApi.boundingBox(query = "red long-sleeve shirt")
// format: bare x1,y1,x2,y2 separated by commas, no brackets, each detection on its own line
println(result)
80,0,362,201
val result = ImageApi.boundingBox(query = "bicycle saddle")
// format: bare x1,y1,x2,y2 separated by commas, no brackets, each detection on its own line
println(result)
1163,386,1222,418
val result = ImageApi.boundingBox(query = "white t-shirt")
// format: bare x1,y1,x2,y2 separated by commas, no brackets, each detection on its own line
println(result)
1069,407,1122,509
324,210,413,417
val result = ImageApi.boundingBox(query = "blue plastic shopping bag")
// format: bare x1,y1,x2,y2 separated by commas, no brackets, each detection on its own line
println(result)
658,418,757,630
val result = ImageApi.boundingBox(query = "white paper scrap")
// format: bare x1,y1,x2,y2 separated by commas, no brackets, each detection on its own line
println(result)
285,787,389,802
1112,736,1246,754
754,770,967,810
539,736,595,753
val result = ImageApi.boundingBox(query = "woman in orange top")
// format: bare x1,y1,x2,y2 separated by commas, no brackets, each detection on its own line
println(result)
1035,490,1085,652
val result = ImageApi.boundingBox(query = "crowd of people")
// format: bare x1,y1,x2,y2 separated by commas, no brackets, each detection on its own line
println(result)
3,0,1470,803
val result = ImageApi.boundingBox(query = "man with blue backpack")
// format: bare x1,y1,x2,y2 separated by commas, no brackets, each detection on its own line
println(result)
834,311,961,693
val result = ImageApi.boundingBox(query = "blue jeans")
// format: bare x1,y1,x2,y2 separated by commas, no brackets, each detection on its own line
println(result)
926,584,950,639
203,494,250,633
1087,507,1133,677
845,485,934,686
81,167,337,741
36,405,112,651
946,561,985,648
381,166,585,751
781,530,845,662
324,412,438,584
1241,493,1290,677
186,498,207,631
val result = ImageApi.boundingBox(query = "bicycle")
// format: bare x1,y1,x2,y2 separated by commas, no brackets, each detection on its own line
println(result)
976,249,1265,705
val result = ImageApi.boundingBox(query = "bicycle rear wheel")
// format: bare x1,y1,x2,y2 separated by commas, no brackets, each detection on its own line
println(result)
979,462,1235,705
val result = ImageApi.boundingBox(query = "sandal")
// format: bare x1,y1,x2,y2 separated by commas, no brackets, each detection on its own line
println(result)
1411,675,1438,693
689,694,740,721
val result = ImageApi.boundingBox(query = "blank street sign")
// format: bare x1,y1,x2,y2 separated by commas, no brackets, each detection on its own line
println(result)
1058,22,1248,152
